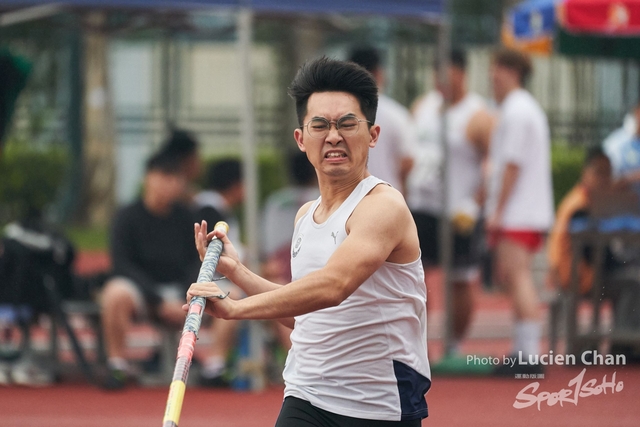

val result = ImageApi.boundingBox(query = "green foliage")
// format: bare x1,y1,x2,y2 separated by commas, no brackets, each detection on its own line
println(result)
64,225,109,252
551,143,585,208
257,150,288,205
0,140,69,223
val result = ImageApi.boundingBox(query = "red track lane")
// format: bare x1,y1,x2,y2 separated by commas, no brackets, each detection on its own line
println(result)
1,365,639,427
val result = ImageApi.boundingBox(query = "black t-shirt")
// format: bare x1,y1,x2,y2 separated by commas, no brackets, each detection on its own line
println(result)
109,200,200,309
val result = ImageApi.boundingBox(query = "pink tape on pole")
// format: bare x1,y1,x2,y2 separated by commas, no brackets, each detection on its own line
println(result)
189,303,203,316
177,332,197,359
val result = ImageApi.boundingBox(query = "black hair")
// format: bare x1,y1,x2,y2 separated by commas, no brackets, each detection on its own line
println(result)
290,151,316,186
158,129,199,161
348,46,382,75
205,158,243,192
434,48,467,71
583,146,610,168
145,150,183,174
450,48,467,70
288,56,378,126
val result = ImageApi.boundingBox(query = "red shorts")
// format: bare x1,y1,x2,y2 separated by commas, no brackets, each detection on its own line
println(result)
488,229,544,252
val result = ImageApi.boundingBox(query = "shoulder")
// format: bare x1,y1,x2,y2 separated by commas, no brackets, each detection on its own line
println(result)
294,200,316,224
353,183,410,225
466,92,487,110
557,186,588,219
504,90,542,115
411,91,441,116
378,95,412,126
379,95,410,115
115,200,142,221
111,202,144,236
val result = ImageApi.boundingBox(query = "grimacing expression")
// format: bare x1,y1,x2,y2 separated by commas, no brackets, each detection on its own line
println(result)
294,91,379,178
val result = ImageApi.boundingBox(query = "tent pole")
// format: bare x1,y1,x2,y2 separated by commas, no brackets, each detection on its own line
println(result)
237,6,265,391
435,7,454,358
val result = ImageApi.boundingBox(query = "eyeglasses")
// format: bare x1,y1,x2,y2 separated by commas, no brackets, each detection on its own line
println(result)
302,115,372,139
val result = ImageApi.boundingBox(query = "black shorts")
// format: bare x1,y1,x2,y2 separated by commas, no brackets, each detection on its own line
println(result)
411,211,483,269
275,397,422,427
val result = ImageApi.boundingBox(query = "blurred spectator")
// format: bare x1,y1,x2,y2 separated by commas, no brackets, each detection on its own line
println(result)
101,150,199,389
486,48,554,375
157,129,203,201
348,46,417,195
547,148,612,295
193,158,245,386
548,147,640,358
603,101,640,196
261,151,319,350
407,49,495,356
195,158,244,253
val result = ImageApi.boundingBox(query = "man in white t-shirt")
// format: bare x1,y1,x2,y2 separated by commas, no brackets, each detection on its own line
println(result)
408,49,495,357
485,48,554,375
349,47,417,195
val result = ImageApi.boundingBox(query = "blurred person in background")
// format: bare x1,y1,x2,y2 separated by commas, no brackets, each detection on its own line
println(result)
547,147,612,295
348,46,416,196
193,158,245,386
100,152,239,390
548,146,640,360
100,151,199,389
407,49,495,358
486,48,554,376
157,129,203,201
261,151,319,351
604,100,640,196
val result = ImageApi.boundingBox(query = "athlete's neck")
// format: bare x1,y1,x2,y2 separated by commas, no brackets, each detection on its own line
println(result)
315,172,369,222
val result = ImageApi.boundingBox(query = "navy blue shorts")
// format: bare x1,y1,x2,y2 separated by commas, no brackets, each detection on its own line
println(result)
274,397,422,427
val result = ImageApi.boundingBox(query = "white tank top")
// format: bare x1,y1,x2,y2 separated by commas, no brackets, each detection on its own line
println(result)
407,91,485,216
284,176,431,421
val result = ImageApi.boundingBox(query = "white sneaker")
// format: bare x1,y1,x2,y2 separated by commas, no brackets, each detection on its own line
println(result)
11,361,53,387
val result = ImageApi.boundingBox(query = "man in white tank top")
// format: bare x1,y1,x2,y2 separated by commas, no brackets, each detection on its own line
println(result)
188,57,430,426
407,49,495,357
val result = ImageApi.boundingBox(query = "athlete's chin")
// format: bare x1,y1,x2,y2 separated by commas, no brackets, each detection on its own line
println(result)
322,162,351,176
322,166,350,177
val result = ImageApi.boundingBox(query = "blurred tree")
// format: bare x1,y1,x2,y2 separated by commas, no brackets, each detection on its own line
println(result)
0,49,31,152
450,0,506,45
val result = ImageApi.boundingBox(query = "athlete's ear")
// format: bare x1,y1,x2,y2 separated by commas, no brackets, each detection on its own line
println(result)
368,124,381,149
294,127,306,152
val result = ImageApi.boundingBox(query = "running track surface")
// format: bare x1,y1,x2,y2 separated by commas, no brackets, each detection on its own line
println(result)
1,365,639,427
4,252,632,426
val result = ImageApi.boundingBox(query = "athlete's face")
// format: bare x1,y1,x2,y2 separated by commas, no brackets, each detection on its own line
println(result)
294,91,380,179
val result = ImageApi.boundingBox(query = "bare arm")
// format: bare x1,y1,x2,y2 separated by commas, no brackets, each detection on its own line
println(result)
192,202,316,328
188,186,417,321
466,109,495,158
